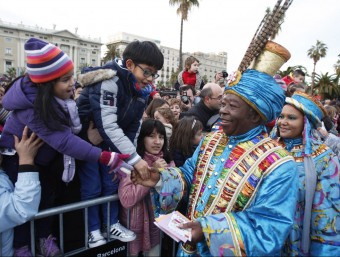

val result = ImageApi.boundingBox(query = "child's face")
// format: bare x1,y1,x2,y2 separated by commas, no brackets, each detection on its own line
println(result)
154,110,169,124
170,104,181,119
293,75,305,83
153,93,161,99
192,129,203,146
144,128,164,155
188,61,199,73
127,60,158,88
54,71,75,100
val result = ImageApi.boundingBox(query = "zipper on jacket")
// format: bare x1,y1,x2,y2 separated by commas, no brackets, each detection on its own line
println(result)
121,96,136,121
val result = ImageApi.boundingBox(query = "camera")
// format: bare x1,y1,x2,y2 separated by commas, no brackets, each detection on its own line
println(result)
181,91,190,105
222,70,228,78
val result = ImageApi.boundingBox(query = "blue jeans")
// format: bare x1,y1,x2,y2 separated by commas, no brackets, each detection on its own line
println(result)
78,161,119,232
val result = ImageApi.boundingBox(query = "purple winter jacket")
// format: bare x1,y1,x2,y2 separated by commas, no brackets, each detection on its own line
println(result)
0,76,101,166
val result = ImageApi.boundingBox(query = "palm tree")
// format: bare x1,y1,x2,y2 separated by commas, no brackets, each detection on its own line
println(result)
169,67,180,89
313,72,340,99
103,44,120,64
169,0,200,70
334,54,340,76
307,40,328,95
278,65,308,77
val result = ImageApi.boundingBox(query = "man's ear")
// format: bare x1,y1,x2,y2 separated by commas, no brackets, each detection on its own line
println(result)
125,59,134,71
252,113,262,124
249,108,262,124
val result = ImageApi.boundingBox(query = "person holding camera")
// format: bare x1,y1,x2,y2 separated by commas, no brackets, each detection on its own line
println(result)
214,70,228,88
180,83,223,132
178,85,195,111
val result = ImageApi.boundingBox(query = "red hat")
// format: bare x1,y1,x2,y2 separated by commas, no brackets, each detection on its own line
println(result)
150,91,158,98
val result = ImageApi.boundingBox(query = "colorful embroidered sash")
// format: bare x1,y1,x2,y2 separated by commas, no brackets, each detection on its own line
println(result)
187,131,293,220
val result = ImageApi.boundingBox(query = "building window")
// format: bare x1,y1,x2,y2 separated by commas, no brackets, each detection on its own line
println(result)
5,60,12,71
92,51,96,55
81,48,86,53
5,37,12,42
5,48,12,55
60,45,70,52
80,58,85,64
91,59,96,66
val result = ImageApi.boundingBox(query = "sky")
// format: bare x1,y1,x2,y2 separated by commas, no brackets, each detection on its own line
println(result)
1,0,339,77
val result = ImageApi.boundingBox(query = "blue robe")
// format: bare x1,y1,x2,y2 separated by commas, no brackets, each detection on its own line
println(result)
279,137,340,256
155,125,299,256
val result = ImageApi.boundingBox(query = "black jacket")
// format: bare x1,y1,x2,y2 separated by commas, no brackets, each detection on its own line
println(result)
180,101,219,131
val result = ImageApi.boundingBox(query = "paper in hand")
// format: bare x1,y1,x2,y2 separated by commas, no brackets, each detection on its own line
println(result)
154,211,192,243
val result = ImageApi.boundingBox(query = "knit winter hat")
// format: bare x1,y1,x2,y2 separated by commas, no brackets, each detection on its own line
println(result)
25,38,74,83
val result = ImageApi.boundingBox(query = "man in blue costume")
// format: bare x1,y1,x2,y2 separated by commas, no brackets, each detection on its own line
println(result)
132,42,300,256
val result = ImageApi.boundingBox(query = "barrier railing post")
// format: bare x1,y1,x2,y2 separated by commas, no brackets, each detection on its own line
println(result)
59,213,64,254
30,220,36,256
84,207,88,249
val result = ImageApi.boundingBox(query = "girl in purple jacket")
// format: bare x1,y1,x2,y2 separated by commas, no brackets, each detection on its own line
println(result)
0,38,131,257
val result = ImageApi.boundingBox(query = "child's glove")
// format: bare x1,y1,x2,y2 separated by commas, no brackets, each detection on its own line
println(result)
99,151,133,177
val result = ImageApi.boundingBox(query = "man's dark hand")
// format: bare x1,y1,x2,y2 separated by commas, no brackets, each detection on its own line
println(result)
131,167,160,187
179,221,204,244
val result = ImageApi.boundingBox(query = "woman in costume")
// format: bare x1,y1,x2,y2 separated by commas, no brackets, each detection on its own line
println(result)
273,91,340,256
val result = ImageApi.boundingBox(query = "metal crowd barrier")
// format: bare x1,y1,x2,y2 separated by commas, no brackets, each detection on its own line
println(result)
1,194,177,256
29,194,123,257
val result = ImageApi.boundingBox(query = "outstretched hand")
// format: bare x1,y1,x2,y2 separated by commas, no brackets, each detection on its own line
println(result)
131,167,160,187
179,221,204,244
134,159,150,180
14,126,44,165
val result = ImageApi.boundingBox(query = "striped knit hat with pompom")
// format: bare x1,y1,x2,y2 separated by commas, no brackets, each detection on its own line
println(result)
25,38,74,83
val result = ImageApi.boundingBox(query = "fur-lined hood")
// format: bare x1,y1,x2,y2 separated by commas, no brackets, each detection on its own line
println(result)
77,58,152,97
78,69,116,87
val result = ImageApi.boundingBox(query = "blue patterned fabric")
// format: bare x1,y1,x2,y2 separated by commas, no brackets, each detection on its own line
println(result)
224,69,285,122
280,138,340,256
153,167,186,217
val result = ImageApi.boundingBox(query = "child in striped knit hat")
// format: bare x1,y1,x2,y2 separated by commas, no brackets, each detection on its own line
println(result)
0,38,134,257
